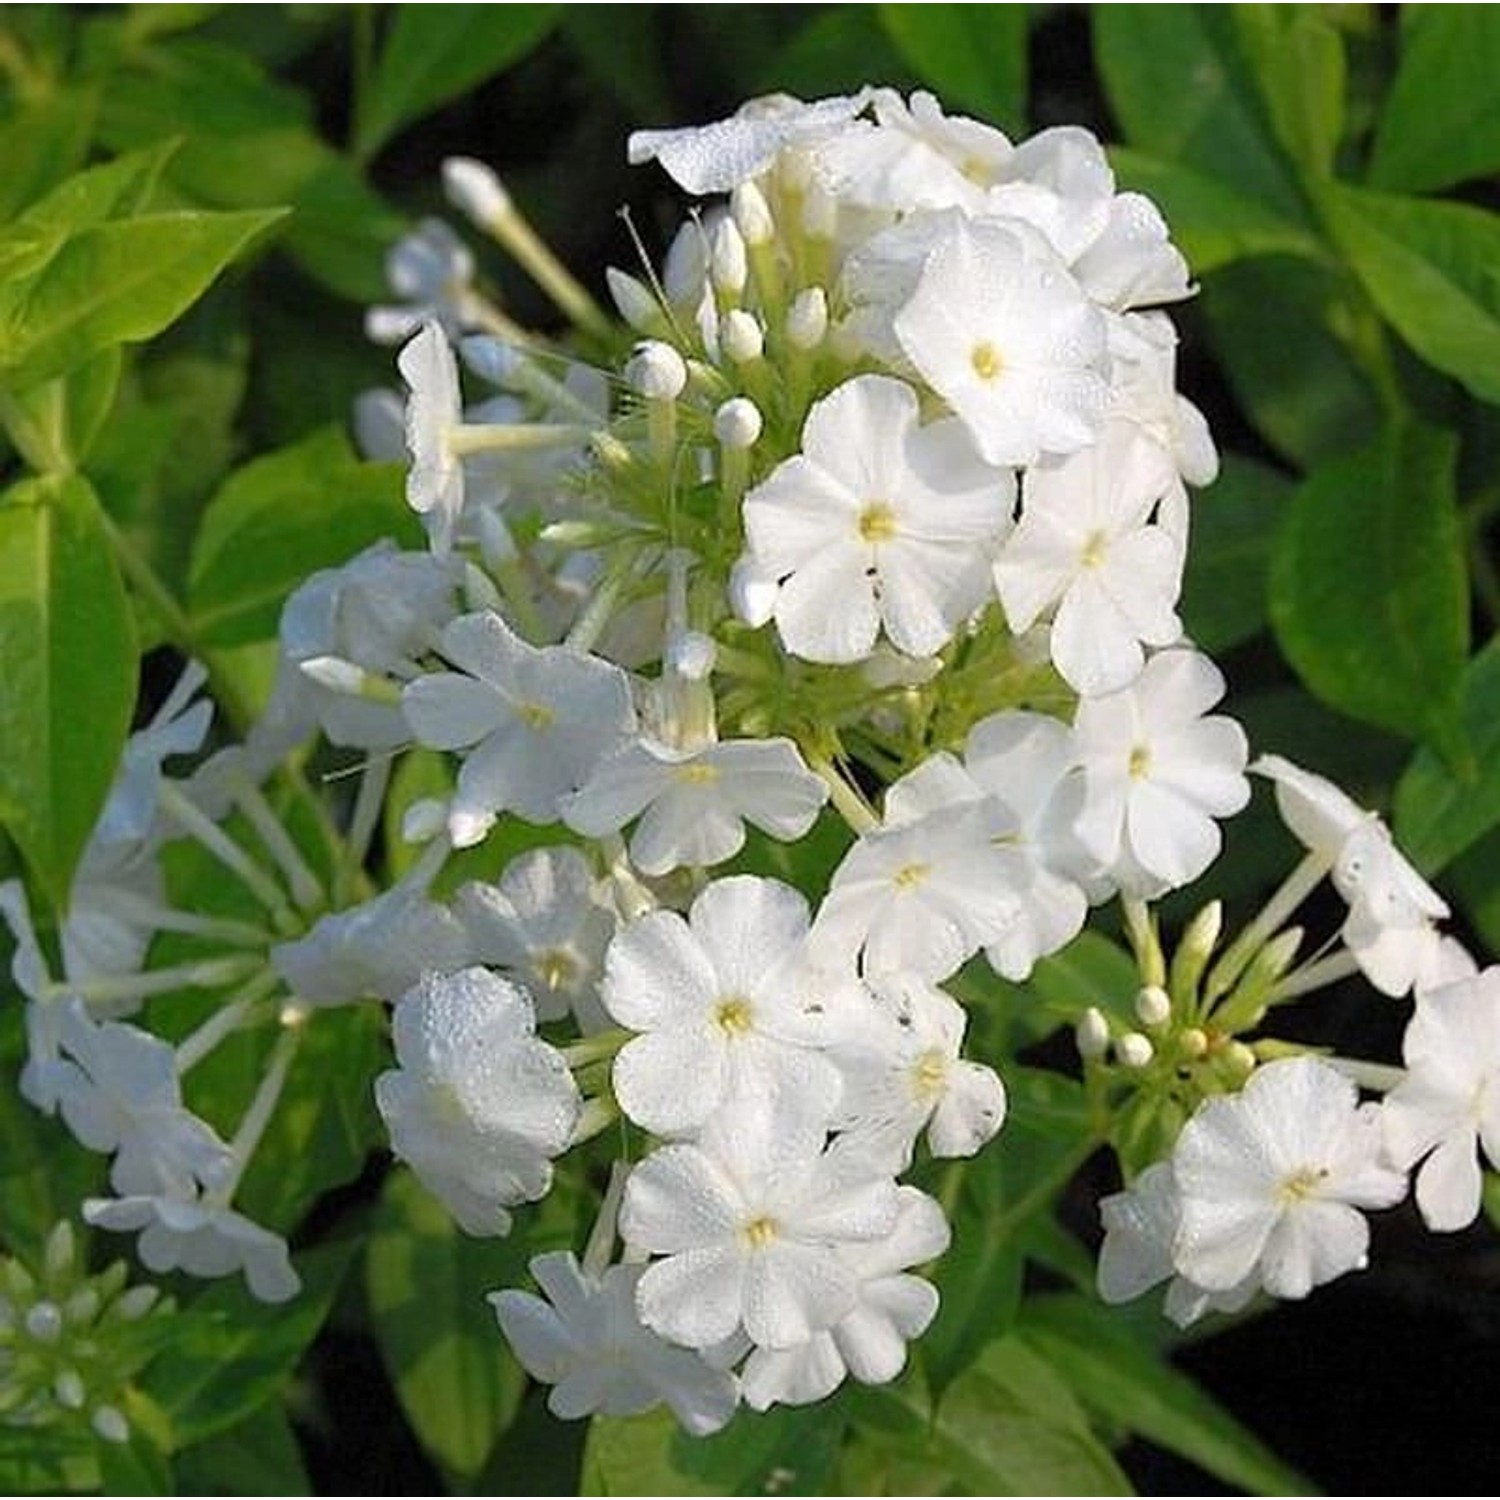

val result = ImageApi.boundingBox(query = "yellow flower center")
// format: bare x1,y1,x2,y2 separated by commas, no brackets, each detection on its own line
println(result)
535,948,577,991
893,861,931,890
673,762,720,786
742,1215,779,1250
858,502,899,543
517,700,555,730
1128,745,1152,780
1275,1166,1329,1206
714,995,754,1034
971,341,1004,381
911,1048,948,1102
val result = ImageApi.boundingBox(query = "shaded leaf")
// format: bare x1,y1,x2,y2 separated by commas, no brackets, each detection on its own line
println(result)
173,1397,312,1496
0,89,99,223
879,4,1027,133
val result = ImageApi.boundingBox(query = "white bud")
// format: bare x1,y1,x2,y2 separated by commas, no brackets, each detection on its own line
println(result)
458,335,524,387
667,631,717,681
364,305,425,346
714,397,763,450
91,1405,130,1445
54,1370,86,1411
44,1222,75,1283
299,655,369,697
1179,1027,1208,1060
720,309,764,364
64,1287,100,1325
402,798,450,845
728,556,778,629
785,287,828,351
625,340,688,401
709,218,748,296
1115,1032,1154,1069
1223,1040,1257,1080
606,267,660,332
801,181,838,240
25,1301,63,1344
1075,1006,1110,1059
113,1285,159,1322
442,156,512,227
731,180,774,246
1134,984,1172,1028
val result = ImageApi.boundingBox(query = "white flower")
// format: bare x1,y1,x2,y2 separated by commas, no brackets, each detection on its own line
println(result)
374,968,581,1236
600,876,845,1137
562,735,827,878
491,1251,738,1434
740,374,1011,663
1108,312,1218,486
458,847,616,1029
1383,967,1500,1232
1171,1057,1406,1300
366,218,480,345
892,219,1109,467
994,422,1186,697
84,1192,300,1304
398,321,466,553
402,610,636,847
1073,648,1250,897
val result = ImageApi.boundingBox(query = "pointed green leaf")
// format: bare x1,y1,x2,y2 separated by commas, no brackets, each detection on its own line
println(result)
1232,7,1344,181
0,473,137,906
0,89,98,223
878,4,1027,132
1269,421,1469,760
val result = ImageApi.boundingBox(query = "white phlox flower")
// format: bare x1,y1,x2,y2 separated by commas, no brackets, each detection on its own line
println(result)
1171,1056,1407,1301
994,421,1187,698
491,1250,739,1434
892,218,1110,468
739,373,1012,664
600,875,847,1137
1096,1161,1256,1329
1252,754,1451,997
621,1089,901,1352
83,1191,300,1304
402,609,637,847
399,320,466,553
1073,648,1250,897
828,971,1006,1170
1383,967,1500,1232
740,1184,949,1410
374,967,581,1236
1108,312,1219,486
366,218,481,345
458,846,616,1029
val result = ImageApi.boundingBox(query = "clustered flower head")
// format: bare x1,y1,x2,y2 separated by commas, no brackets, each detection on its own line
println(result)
5,84,1494,1443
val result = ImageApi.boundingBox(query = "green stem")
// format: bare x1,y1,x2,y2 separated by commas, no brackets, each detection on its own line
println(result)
989,1128,1105,1244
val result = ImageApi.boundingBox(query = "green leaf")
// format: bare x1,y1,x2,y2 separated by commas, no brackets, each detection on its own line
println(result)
0,90,99,222
9,138,181,237
1017,929,1139,1033
1319,182,1500,404
583,1401,846,1498
173,1397,311,1495
1231,6,1345,180
357,5,563,160
1369,9,1500,194
0,473,137,906
1109,148,1324,276
752,9,910,102
1020,1295,1315,1496
878,4,1027,133
366,1166,581,1481
0,208,284,393
1179,453,1292,654
1092,6,1310,225
144,1241,353,1448
187,426,417,647
1269,420,1469,761
1395,637,1500,874
0,344,122,473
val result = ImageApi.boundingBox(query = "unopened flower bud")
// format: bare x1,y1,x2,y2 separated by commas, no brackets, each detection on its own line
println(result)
720,309,765,364
667,631,717,681
1134,984,1171,1028
625,340,688,401
731,180,775,246
442,156,512,227
112,1285,159,1322
606,267,660,332
1076,1006,1110,1060
25,1301,62,1344
710,218,748,296
54,1370,86,1411
785,287,828,351
1116,1032,1154,1069
91,1405,129,1445
1222,1040,1257,1083
1178,1027,1208,1060
801,181,838,240
714,397,763,450
64,1287,100,1325
1170,899,1223,1004
402,798,449,845
43,1222,75,1284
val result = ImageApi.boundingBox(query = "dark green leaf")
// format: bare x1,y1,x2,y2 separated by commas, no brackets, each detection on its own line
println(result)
187,426,416,648
879,4,1027,132
1269,421,1469,759
753,9,911,102
0,208,284,393
1320,182,1500,404
1395,637,1500,874
0,90,99,222
1021,1294,1315,1496
1231,7,1344,180
0,473,137,906
1369,9,1500,194
357,6,563,160
173,1397,312,1496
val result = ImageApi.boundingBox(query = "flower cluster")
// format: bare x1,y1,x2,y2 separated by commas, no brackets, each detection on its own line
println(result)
4,86,1494,1442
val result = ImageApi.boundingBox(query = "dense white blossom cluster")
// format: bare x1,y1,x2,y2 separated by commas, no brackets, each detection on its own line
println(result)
4,86,1494,1439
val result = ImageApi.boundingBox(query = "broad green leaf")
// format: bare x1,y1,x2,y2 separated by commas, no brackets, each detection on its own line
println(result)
173,1397,312,1496
583,1400,845,1498
187,426,416,647
852,1337,1131,1495
1109,149,1324,276
1232,6,1345,180
1092,6,1310,225
143,1241,353,1448
879,4,1027,132
357,5,563,160
0,345,122,474
1198,255,1383,470
0,90,98,222
1270,421,1469,761
1450,826,1500,958
366,1167,581,1481
0,208,284,393
1179,453,1292,654
1395,637,1500,875
1015,929,1138,1033
1369,9,1500,194
1320,182,1500,405
753,8,910,101
1020,1295,1315,1496
0,473,137,906
8,138,180,238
